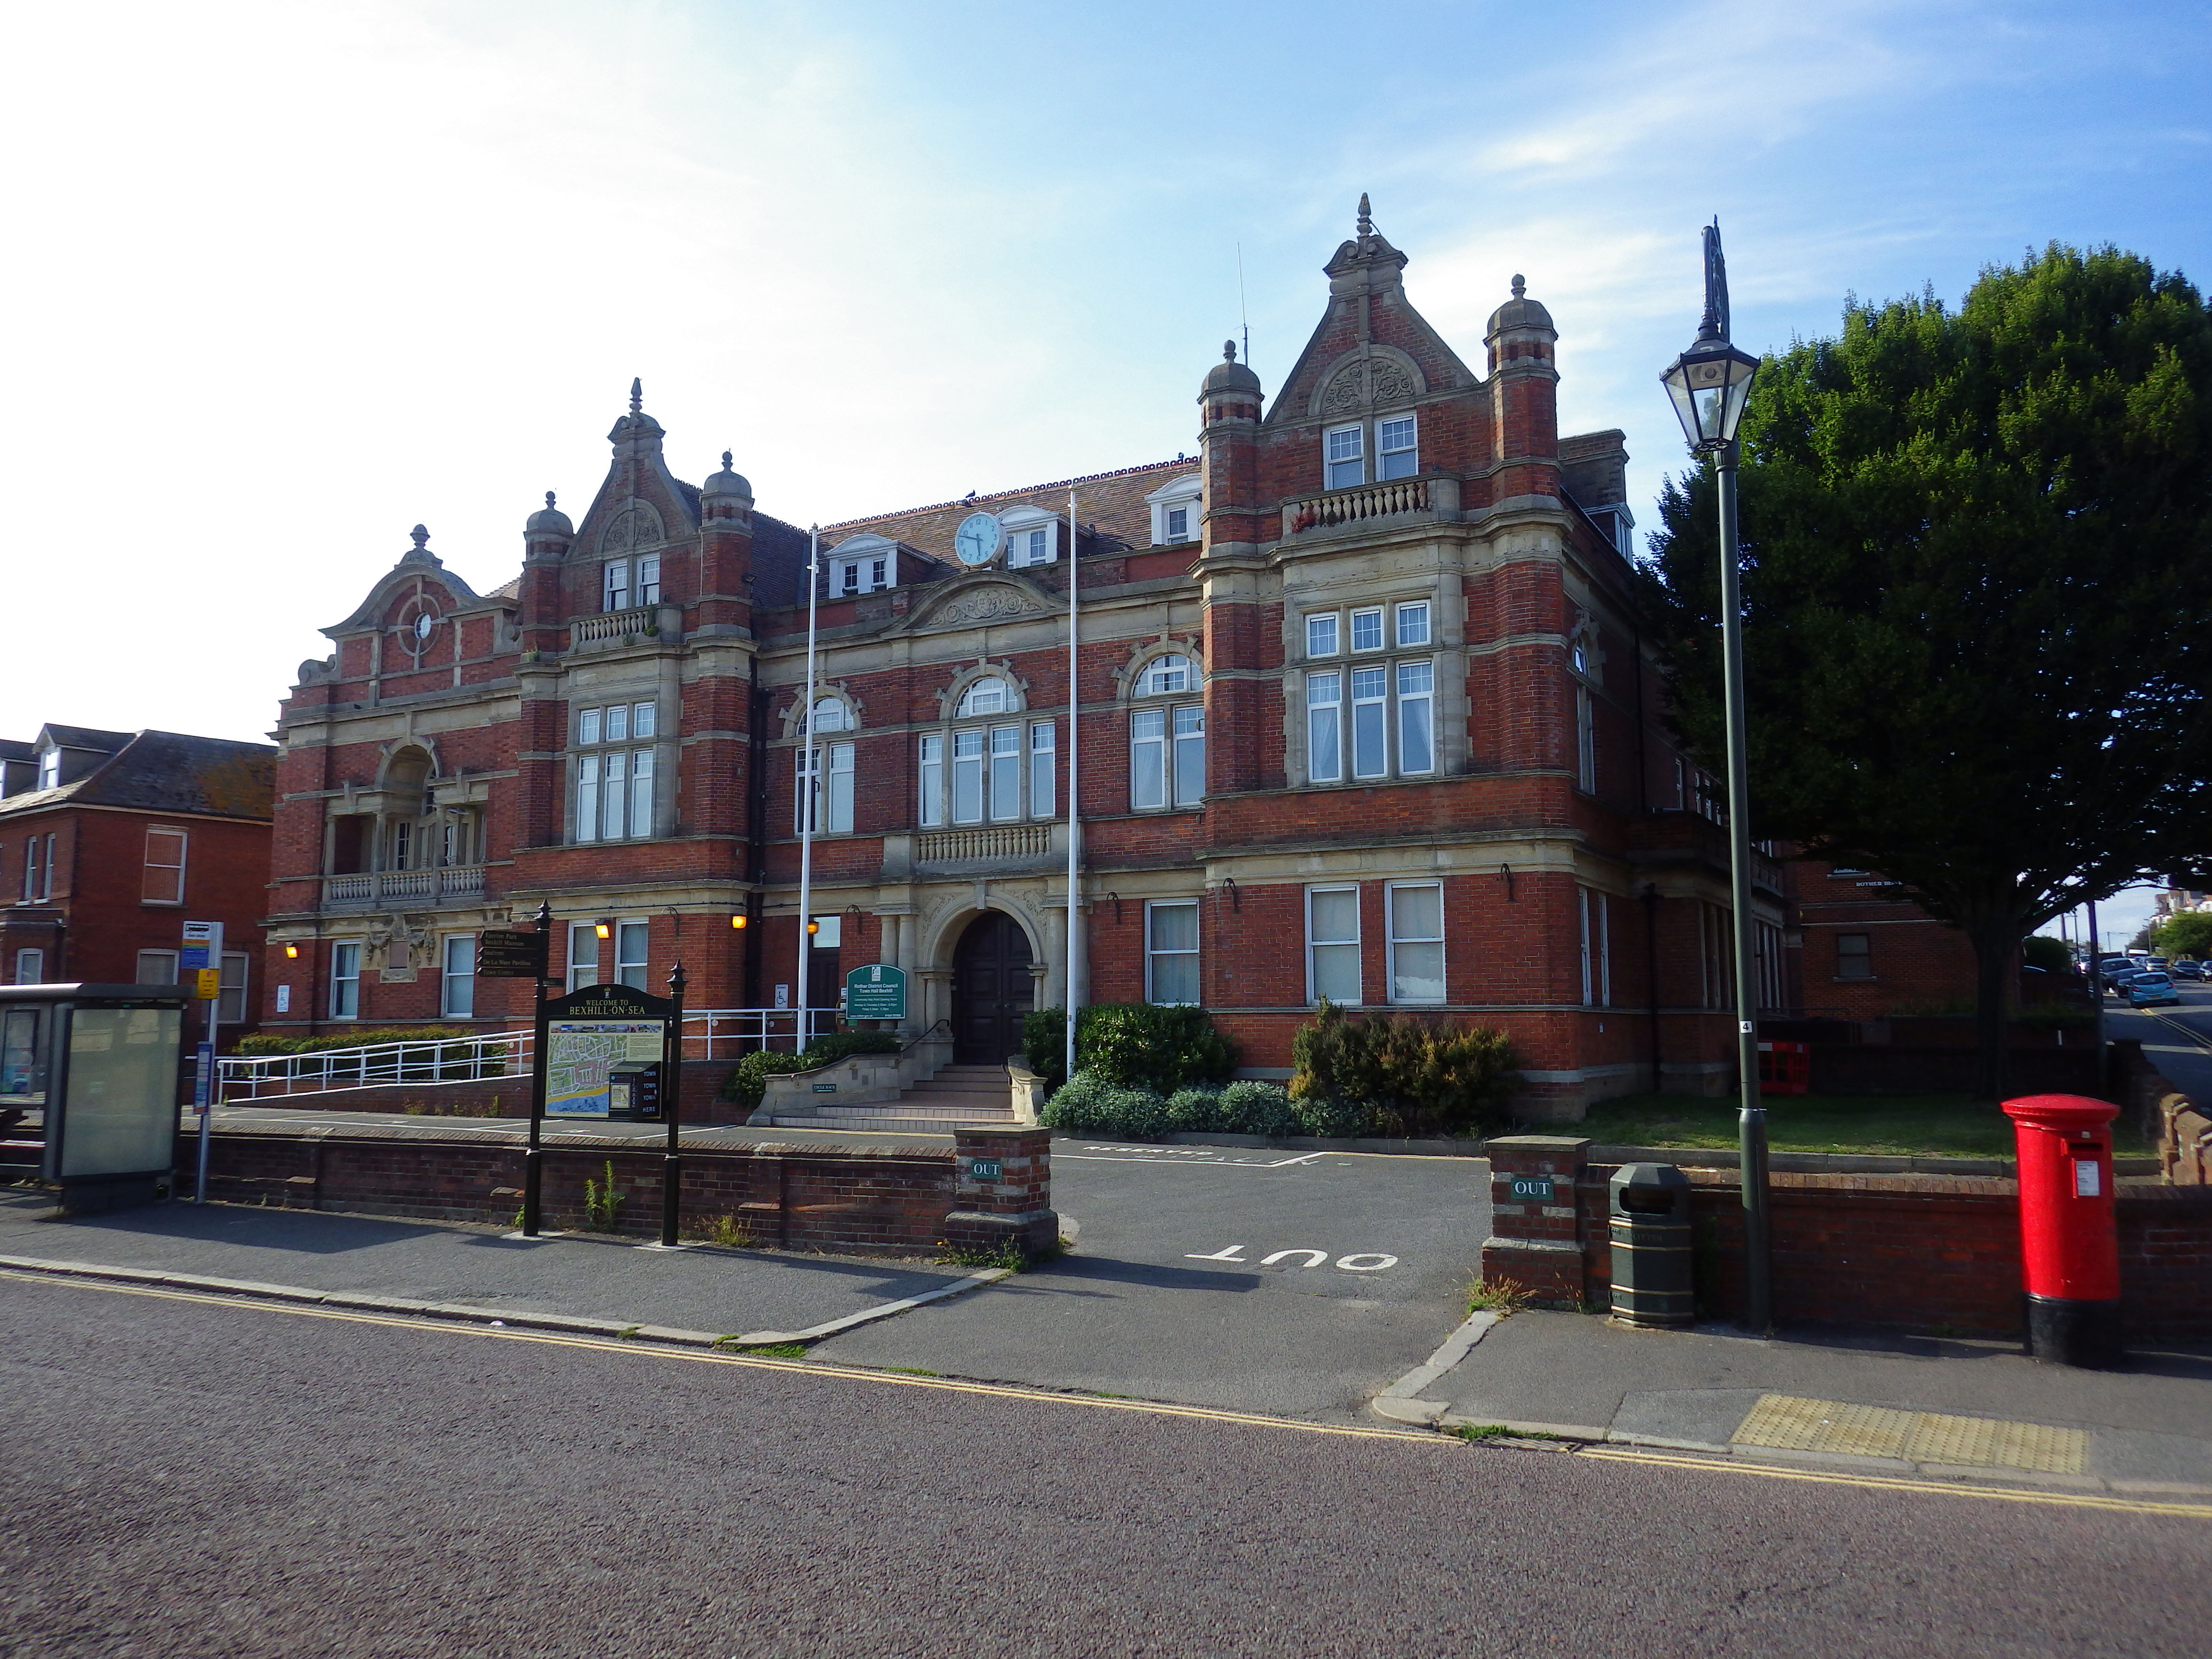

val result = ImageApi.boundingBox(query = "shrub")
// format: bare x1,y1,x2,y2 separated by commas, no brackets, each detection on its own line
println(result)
1290,1002,1519,1138
2020,935,2073,974
717,1030,904,1111
1024,1005,1237,1094
1217,1080,1299,1138
233,1026,478,1058
1040,1070,1170,1140
1291,1094,1377,1139
1163,1084,1224,1133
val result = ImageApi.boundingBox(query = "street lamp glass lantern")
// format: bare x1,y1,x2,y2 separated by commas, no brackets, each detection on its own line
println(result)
1661,338,1760,452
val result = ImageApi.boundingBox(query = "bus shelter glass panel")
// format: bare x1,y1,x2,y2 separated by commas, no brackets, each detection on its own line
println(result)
59,1007,181,1178
2,1007,43,1101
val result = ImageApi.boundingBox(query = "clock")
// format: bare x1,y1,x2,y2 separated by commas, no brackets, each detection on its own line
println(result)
953,511,1003,566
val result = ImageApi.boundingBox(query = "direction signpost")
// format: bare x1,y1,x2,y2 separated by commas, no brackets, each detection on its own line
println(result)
180,920,223,1203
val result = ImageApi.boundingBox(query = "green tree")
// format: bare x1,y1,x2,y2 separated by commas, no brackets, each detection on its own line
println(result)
2020,935,2073,974
1643,244,2212,1100
2152,912,2212,962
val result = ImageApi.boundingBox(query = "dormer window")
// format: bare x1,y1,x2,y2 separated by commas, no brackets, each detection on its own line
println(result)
604,554,660,612
1145,473,1203,546
1000,508,1060,568
37,748,59,790
826,533,899,597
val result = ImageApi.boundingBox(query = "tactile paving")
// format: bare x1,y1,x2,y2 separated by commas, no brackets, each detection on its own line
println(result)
1731,1394,2087,1474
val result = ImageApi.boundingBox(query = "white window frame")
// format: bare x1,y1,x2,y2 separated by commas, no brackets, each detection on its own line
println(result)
1576,685,1598,793
957,677,1012,718
441,936,475,1018
219,950,250,1025
1378,414,1418,480
1324,423,1365,489
1136,654,1194,696
37,748,60,790
1350,606,1385,653
1130,708,1166,812
796,743,854,835
606,703,630,743
1145,900,1201,1006
635,552,661,605
1397,660,1435,775
567,923,601,992
576,754,601,843
1001,508,1061,568
1306,885,1363,1006
24,834,43,901
603,560,630,612
1306,613,1340,659
629,750,654,839
602,752,628,840
579,707,602,745
1307,671,1343,782
919,734,944,827
1144,474,1203,546
989,725,1022,822
633,700,657,739
143,827,186,905
1172,705,1205,809
1394,601,1431,648
41,833,55,900
330,942,361,1019
1164,504,1191,543
1029,722,1055,819
834,554,891,596
1350,665,1389,779
13,947,43,985
614,919,649,991
1385,881,1445,1005
951,729,986,824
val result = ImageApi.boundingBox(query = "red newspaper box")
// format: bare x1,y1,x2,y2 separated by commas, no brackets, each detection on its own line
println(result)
2001,1094,2122,1368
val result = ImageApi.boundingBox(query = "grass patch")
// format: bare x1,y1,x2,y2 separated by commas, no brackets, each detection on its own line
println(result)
884,1366,939,1377
1452,1422,1570,1444
1574,1093,2151,1158
689,1214,754,1250
1465,1275,1530,1316
714,1339,807,1358
938,1238,1034,1272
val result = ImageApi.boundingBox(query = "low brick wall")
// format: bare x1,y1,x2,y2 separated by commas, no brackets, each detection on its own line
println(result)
1484,1136,2212,1344
182,1122,1056,1258
1808,1045,2102,1097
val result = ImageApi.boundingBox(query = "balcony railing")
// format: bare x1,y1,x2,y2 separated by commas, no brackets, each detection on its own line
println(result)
916,824,1055,864
571,605,661,648
322,866,486,908
1284,475,1456,537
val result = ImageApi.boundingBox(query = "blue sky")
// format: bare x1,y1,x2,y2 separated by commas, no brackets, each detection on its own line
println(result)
4,0,2206,933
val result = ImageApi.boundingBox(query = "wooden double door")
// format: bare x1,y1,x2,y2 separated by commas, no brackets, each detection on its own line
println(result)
951,912,1034,1064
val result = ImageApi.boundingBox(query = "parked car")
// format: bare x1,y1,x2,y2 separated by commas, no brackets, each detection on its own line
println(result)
2125,973,2183,1008
2147,957,2171,972
2173,960,2205,981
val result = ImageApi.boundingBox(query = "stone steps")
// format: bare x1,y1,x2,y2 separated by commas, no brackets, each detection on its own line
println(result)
766,1064,1014,1134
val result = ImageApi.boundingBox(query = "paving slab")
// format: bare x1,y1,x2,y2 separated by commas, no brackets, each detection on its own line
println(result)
0,1190,975,1341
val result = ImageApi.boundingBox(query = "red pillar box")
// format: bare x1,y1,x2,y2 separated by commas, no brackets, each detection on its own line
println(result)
2001,1094,2123,1368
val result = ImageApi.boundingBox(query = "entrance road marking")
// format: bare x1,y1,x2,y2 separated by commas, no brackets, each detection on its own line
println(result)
9,1269,2206,1521
1186,1246,1401,1272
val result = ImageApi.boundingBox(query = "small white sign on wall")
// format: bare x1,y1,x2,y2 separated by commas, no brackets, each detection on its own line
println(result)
774,984,790,1010
276,985,291,1013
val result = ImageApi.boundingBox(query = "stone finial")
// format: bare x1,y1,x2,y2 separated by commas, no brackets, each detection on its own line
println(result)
1223,339,1237,361
1357,193,1372,237
1511,274,1526,299
544,491,556,510
722,449,733,468
629,376,643,414
410,524,429,549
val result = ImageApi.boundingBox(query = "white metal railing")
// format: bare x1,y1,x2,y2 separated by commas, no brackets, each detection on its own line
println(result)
571,605,659,646
322,866,485,907
215,1008,847,1100
1287,477,1431,533
917,823,1053,863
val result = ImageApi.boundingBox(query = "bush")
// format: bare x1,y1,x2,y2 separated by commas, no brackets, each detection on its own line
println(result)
2021,935,2074,974
233,1026,478,1057
1024,1005,1237,1094
1040,1071,1170,1140
1291,1094,1377,1139
1163,1084,1224,1133
1289,1002,1519,1139
1217,1080,1299,1138
716,1030,904,1112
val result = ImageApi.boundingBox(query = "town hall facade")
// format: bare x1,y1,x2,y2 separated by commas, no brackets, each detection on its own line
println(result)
260,204,1775,1115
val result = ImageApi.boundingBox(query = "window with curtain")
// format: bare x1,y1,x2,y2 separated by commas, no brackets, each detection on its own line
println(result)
1307,673,1342,782
219,951,250,1024
1307,886,1361,1004
330,942,361,1018
567,923,600,991
615,921,649,990
1146,901,1200,1005
1386,883,1444,1004
143,828,186,904
1130,655,1202,811
441,936,475,1017
1029,722,1055,818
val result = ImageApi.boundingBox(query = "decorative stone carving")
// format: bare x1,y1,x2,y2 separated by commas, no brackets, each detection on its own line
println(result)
598,499,665,553
926,585,1041,626
366,911,436,981
1321,367,1365,414
1371,359,1415,406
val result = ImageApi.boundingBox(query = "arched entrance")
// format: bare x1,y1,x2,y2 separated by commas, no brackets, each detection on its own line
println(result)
951,911,1034,1064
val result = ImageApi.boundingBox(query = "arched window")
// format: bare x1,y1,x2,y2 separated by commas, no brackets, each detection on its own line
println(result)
957,677,1011,717
1136,654,1192,696
807,696,852,733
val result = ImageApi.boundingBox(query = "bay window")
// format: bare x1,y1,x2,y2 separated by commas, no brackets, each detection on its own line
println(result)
572,701,660,843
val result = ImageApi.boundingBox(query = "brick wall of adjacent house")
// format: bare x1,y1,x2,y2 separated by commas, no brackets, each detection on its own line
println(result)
186,1123,1056,1257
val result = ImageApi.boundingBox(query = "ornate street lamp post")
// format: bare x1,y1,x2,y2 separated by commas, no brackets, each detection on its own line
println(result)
1660,220,1771,1332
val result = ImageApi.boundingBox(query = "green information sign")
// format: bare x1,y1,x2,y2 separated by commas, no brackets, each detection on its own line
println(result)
967,1158,1003,1181
1508,1175,1556,1202
844,963,908,1021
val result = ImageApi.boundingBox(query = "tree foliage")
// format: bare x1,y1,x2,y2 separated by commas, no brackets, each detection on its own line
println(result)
2152,912,2212,962
1642,244,2212,1096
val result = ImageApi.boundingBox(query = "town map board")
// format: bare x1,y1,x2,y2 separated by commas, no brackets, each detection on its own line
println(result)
545,1020,664,1117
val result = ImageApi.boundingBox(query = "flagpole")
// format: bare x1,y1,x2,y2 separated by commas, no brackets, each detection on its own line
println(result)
796,523,820,1052
1065,489,1081,1084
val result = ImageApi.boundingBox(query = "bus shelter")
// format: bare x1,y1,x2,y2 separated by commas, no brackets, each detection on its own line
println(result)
0,984,191,1214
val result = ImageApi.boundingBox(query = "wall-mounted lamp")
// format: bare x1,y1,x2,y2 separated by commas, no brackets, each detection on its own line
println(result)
731,914,748,930
1224,877,1240,911
805,919,820,935
284,942,301,960
1106,891,1122,924
1499,863,1516,902
594,919,613,940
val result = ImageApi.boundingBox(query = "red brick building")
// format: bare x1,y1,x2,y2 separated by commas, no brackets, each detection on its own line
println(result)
1,724,276,1032
261,204,1783,1115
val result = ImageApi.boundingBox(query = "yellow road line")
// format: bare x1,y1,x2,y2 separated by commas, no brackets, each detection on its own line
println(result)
1584,1444,2212,1519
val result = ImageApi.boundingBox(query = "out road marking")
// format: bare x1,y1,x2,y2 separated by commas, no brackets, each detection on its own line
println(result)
1186,1246,1401,1272
1062,1145,1333,1167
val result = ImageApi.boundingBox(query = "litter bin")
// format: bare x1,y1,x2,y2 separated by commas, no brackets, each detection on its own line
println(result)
1609,1163,1694,1328
2001,1094,2123,1368
607,1062,662,1123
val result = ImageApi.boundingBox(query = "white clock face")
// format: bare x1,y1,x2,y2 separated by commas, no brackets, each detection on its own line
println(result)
954,512,1003,566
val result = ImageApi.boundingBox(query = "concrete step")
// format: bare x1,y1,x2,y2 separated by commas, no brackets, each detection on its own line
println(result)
799,1103,1015,1122
762,1116,1005,1136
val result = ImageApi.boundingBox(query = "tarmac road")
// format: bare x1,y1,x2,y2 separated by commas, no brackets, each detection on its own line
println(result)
4,1272,2207,1659
2107,980,2212,1103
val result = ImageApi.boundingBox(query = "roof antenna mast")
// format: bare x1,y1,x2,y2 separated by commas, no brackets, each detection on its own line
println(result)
1236,241,1251,376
